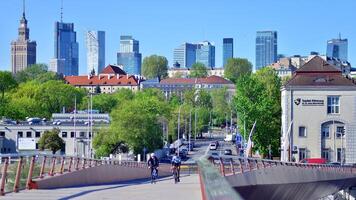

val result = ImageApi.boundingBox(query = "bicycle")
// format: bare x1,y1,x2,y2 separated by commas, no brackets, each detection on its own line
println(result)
172,166,179,184
151,167,158,184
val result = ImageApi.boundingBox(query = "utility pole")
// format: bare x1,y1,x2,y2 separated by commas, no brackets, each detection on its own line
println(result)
189,110,192,152
194,109,197,141
177,105,183,155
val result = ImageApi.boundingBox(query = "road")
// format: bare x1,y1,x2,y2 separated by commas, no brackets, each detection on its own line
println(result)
1,175,201,200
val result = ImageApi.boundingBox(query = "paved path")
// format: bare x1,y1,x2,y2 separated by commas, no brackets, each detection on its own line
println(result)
1,174,201,200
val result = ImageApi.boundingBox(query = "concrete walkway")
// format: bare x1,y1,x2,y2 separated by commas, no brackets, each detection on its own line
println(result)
1,174,201,200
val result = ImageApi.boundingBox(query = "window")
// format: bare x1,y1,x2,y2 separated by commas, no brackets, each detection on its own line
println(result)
0,131,5,137
327,96,340,114
322,149,330,162
80,132,85,137
36,143,39,150
35,132,41,138
62,132,67,138
18,131,23,138
336,126,345,138
71,132,75,138
299,148,306,160
337,148,345,163
322,126,330,138
298,126,306,137
26,131,32,138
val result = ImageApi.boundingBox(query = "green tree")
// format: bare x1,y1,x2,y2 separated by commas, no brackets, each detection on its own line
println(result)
38,128,65,154
224,58,252,83
14,64,61,83
142,55,168,79
0,71,17,101
211,88,231,125
190,62,208,78
80,93,118,113
234,67,281,157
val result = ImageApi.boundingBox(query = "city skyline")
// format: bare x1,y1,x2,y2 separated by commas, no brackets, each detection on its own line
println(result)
0,0,355,74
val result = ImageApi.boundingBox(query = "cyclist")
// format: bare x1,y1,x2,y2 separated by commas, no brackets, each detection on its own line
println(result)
171,154,181,183
147,153,159,183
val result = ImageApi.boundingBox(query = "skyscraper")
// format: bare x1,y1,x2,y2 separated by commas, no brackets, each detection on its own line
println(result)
117,36,142,75
52,21,79,76
255,31,277,70
223,38,233,67
173,43,198,68
327,36,348,62
86,31,105,75
196,41,215,68
11,3,36,74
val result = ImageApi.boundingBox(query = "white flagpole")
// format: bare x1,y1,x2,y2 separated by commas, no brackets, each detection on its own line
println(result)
245,121,257,158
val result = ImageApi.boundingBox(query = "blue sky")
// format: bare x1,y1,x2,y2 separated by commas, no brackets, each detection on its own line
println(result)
0,0,355,74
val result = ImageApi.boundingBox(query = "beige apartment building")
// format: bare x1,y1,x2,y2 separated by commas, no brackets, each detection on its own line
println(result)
280,56,356,164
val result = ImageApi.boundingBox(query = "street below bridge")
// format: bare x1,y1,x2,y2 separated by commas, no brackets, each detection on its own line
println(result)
1,174,201,200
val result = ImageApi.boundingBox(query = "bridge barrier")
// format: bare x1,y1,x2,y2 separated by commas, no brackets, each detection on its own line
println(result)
197,156,243,200
0,153,171,196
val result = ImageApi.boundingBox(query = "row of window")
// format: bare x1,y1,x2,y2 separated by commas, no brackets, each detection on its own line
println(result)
299,148,345,162
16,131,92,138
298,126,345,138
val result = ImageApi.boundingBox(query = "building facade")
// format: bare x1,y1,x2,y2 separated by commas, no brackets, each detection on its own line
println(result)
327,37,348,62
280,56,356,164
141,75,235,100
168,67,224,78
173,43,198,68
86,30,105,75
223,38,233,67
255,31,277,71
117,36,142,75
11,9,36,74
65,65,143,93
196,41,215,68
0,118,109,157
52,21,79,76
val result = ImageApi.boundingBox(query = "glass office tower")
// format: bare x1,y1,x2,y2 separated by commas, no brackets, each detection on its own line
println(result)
255,31,277,70
86,30,105,74
173,43,198,68
223,38,233,67
196,41,215,68
327,38,348,62
54,22,79,75
117,35,142,75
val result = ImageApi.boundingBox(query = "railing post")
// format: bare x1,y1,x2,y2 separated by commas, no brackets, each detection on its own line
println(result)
13,156,23,193
26,156,36,190
60,157,65,174
68,157,73,172
247,159,252,171
49,157,56,176
262,160,266,168
219,157,225,176
230,158,235,175
255,160,259,170
39,156,47,178
82,159,86,169
88,159,92,167
0,157,9,196
239,159,244,173
75,158,80,170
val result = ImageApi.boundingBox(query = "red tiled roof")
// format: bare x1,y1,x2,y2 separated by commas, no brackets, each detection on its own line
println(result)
285,56,356,87
160,75,233,85
65,74,139,86
100,65,127,75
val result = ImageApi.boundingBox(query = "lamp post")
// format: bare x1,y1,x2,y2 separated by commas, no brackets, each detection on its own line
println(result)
177,105,183,155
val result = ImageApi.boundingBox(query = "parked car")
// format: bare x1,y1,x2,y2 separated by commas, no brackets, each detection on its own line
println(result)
224,149,232,155
179,148,188,158
329,162,341,166
209,143,217,150
300,158,327,164
211,152,219,159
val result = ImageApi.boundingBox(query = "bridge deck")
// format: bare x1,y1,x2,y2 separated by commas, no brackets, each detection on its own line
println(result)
1,174,201,200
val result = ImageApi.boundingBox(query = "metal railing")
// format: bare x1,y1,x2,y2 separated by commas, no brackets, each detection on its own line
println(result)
207,156,356,177
0,153,148,196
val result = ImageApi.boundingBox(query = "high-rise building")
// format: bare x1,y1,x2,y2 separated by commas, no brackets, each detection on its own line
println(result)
255,31,277,70
86,31,105,75
11,4,36,74
117,36,142,75
196,41,215,68
52,21,79,76
327,37,348,62
223,38,233,67
173,43,198,68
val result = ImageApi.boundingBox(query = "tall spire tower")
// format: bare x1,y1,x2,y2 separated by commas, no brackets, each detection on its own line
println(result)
11,0,37,74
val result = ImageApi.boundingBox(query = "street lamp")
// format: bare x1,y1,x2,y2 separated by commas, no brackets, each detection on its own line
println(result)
177,104,183,155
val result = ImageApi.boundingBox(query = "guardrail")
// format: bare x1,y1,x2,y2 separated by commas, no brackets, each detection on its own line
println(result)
207,156,356,177
0,153,147,196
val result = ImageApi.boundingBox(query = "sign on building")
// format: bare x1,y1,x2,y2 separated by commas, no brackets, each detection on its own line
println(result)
18,138,36,150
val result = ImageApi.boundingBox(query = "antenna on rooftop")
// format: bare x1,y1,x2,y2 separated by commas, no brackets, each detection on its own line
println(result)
22,0,26,17
60,0,63,22
339,32,341,40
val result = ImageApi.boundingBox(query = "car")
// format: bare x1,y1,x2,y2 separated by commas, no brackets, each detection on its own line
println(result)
300,158,327,164
211,152,219,159
209,143,217,150
179,148,188,158
329,162,341,166
224,149,232,155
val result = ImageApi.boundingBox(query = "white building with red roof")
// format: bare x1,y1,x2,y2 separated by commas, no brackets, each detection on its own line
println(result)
65,65,144,93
